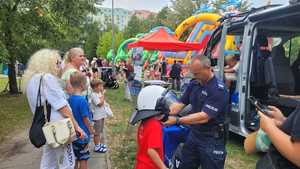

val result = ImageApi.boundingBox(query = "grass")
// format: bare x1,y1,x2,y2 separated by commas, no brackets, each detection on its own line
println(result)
105,85,137,169
0,76,8,91
0,77,32,142
225,135,258,169
105,84,259,169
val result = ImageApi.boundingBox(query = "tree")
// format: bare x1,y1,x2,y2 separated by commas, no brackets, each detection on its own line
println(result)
83,21,102,59
123,8,177,39
0,0,102,94
140,14,157,33
153,7,177,30
170,0,196,24
124,15,143,39
170,0,250,24
96,29,124,60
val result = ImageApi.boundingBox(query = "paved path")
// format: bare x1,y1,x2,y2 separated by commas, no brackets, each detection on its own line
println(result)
0,129,110,169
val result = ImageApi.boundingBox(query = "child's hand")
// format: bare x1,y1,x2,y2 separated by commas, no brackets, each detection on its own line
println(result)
76,127,85,140
88,125,95,135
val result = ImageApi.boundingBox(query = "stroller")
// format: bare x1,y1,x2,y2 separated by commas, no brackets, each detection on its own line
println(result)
101,67,119,89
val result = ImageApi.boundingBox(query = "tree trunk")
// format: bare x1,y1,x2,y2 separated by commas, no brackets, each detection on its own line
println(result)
8,60,19,94
5,37,19,94
3,3,20,94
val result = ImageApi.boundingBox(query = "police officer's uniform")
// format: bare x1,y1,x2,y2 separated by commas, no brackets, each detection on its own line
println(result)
178,76,228,169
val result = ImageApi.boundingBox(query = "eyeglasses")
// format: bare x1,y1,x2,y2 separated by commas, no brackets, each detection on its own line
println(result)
79,55,86,58
56,60,62,68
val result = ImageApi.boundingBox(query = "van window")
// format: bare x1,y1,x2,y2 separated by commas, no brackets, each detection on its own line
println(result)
283,37,300,65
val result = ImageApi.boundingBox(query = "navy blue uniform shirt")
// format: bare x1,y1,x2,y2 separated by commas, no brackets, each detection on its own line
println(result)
180,76,228,137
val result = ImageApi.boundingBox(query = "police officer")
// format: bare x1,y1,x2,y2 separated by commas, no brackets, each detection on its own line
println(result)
164,55,228,169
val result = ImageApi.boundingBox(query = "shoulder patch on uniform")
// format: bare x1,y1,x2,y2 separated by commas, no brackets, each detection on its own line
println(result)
217,83,224,89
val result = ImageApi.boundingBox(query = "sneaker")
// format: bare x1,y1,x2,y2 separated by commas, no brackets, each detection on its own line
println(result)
101,144,107,149
94,144,101,152
94,145,107,153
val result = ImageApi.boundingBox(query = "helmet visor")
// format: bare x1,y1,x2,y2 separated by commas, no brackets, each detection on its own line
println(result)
129,109,161,125
156,90,179,112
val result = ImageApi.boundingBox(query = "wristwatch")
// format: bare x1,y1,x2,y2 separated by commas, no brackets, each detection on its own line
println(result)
175,116,181,125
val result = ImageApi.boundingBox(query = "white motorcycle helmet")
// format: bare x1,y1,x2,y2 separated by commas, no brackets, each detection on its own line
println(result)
129,85,179,125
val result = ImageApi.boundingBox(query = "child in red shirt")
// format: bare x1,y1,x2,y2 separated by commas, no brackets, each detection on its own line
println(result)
135,116,168,169
130,85,172,169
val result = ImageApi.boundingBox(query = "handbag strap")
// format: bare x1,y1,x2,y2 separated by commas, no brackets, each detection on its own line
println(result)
39,74,51,123
51,120,73,145
35,75,43,108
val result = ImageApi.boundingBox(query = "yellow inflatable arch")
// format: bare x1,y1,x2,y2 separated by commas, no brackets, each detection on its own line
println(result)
173,13,238,63
174,13,221,40
173,13,221,63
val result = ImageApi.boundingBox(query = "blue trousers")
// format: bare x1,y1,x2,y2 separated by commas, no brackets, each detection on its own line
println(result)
178,134,226,169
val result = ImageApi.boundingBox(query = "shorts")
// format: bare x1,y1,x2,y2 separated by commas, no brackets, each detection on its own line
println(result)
72,142,90,161
94,119,104,134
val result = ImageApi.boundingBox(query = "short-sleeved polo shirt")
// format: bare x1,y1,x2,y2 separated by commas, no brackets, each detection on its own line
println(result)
180,76,228,135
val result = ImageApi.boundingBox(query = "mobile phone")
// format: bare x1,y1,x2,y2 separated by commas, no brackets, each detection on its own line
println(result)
248,96,271,117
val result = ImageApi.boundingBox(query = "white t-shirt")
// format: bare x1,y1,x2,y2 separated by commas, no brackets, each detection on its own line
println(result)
26,73,69,122
90,92,107,120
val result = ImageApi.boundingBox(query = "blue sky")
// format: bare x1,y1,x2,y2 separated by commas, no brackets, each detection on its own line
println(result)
101,0,289,12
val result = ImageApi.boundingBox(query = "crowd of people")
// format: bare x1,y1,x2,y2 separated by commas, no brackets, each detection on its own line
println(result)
22,48,115,169
21,47,300,169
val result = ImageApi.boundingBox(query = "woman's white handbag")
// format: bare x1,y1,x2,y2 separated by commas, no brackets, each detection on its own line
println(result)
40,75,76,148
42,118,76,148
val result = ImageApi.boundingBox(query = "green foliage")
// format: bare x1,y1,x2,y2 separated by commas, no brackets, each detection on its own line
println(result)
0,0,103,93
122,0,250,42
83,21,102,59
96,29,124,60
170,0,196,24
170,0,250,24
123,7,177,40
0,42,9,63
153,7,177,30
124,15,144,39
283,37,300,64
0,0,101,61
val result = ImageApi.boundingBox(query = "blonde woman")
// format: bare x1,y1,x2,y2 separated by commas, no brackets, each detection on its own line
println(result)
61,48,86,94
22,49,84,169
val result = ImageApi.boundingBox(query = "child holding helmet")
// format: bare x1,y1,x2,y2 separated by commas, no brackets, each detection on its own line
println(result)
130,85,171,169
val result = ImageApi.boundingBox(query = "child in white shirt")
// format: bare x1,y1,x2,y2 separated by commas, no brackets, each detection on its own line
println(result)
90,79,108,153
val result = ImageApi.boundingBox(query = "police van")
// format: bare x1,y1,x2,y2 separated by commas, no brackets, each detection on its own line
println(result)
204,1,300,136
